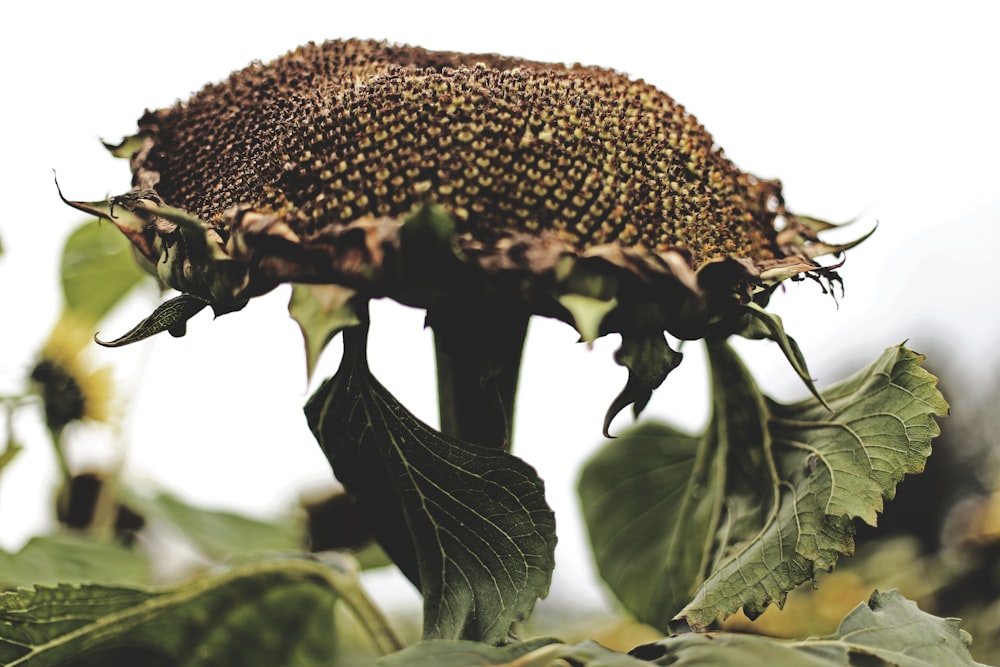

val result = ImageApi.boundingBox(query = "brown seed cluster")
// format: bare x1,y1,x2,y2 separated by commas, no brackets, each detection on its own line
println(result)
129,39,780,269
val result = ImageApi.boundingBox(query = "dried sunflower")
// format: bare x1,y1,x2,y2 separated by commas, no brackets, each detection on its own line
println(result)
58,39,883,643
65,39,862,444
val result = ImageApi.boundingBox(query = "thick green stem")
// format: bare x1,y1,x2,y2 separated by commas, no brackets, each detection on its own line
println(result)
341,303,372,371
428,302,529,451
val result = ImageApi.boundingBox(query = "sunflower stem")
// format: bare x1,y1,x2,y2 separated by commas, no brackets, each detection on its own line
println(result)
428,302,529,451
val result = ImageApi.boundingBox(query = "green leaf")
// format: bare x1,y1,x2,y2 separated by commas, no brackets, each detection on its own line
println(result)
736,303,828,408
384,591,985,666
380,639,654,667
288,283,360,381
635,590,986,666
305,321,557,644
0,554,398,666
386,639,670,667
60,220,148,324
0,534,150,589
580,343,947,631
118,488,304,561
827,589,983,666
94,294,209,347
379,637,565,667
632,634,837,667
579,422,718,629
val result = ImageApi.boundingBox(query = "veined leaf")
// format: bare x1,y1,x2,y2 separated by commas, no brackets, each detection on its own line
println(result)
94,294,208,347
580,343,947,630
0,554,398,666
382,591,985,666
826,589,982,665
305,321,556,644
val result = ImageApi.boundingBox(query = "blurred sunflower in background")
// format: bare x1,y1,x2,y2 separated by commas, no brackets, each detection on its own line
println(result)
31,313,114,435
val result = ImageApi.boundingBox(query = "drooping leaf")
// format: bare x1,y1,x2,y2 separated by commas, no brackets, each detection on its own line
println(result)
735,302,828,408
679,345,945,629
305,321,557,644
580,343,947,631
94,294,209,347
0,534,150,589
288,283,360,381
579,422,714,626
117,488,304,561
603,332,683,436
580,339,777,627
0,554,399,666
60,220,148,324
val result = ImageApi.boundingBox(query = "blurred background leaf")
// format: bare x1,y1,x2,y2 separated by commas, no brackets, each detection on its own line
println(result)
0,556,351,667
60,219,150,325
0,533,150,589
118,486,305,562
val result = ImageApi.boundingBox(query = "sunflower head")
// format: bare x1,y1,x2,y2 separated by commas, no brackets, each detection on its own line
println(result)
64,39,864,423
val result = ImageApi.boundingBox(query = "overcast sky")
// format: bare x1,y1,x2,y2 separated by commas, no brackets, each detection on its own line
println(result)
1,1,998,612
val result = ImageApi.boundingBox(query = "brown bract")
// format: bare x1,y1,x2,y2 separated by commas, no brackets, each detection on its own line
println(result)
99,39,853,339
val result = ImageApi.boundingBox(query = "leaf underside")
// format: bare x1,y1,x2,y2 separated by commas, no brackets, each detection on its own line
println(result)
94,294,209,347
305,324,556,644
579,343,947,631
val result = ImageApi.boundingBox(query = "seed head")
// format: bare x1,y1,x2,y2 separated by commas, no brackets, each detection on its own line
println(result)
70,39,860,347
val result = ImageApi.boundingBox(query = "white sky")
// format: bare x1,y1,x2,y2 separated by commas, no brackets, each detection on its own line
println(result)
1,1,998,614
